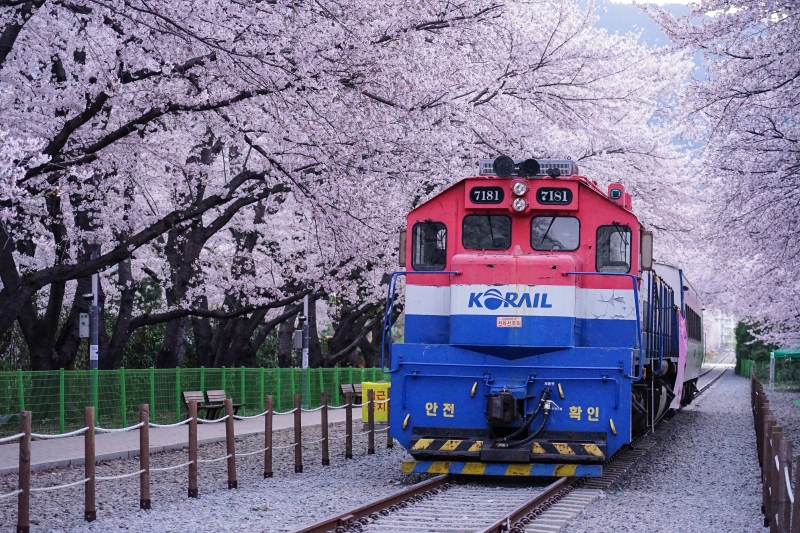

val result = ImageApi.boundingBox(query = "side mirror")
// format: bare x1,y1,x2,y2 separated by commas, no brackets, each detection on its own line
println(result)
399,229,407,267
641,231,653,271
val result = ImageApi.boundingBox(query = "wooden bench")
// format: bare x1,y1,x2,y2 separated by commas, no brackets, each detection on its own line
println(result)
340,383,363,404
205,390,245,419
182,391,223,420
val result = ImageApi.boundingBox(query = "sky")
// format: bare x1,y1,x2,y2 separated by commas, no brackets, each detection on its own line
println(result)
590,0,706,81
591,0,693,48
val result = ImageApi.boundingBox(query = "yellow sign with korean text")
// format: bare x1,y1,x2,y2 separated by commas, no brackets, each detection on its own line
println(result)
361,381,390,422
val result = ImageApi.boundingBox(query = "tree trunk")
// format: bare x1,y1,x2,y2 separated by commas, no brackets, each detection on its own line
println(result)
157,317,188,368
104,257,135,369
191,315,214,368
156,222,202,368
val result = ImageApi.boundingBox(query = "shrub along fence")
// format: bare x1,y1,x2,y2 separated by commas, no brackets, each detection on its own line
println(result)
0,367,387,436
740,358,800,385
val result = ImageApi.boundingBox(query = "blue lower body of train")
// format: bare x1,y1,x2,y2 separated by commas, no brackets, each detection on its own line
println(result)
389,343,633,477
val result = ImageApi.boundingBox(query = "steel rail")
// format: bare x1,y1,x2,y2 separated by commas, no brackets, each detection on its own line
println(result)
695,366,728,397
698,352,735,379
293,474,450,533
694,353,734,398
477,476,569,533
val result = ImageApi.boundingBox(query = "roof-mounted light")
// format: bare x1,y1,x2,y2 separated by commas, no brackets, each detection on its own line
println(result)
492,155,515,177
478,157,578,177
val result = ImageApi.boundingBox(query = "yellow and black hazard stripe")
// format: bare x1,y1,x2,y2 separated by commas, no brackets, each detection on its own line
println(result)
401,460,603,478
410,438,484,454
530,441,605,460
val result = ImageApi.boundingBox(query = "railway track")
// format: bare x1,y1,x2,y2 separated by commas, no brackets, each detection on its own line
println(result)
695,352,735,397
294,439,657,533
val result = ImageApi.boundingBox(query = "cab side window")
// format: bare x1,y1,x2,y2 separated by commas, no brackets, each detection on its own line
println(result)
596,225,632,273
412,221,447,271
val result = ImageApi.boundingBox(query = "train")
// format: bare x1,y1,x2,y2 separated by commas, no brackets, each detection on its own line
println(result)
384,156,704,477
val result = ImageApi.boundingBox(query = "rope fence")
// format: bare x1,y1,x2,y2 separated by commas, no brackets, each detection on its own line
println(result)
30,427,88,439
197,414,229,424
29,478,89,493
150,460,194,473
0,489,23,500
0,433,24,445
96,469,145,482
96,422,145,433
149,419,192,428
3,389,393,531
196,454,232,464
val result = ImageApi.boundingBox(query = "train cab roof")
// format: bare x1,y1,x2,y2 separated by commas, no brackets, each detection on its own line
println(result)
405,156,646,287
408,156,638,219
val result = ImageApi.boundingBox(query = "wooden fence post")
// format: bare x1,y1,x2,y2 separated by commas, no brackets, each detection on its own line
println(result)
776,436,793,533
321,392,330,466
791,454,800,533
367,389,375,455
294,394,303,473
84,406,96,522
188,400,198,498
345,392,353,459
764,415,776,527
771,426,784,533
225,399,237,489
16,410,31,533
139,405,150,510
264,395,273,478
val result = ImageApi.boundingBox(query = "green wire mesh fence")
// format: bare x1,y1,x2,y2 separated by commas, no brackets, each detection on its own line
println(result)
0,367,387,436
737,358,800,385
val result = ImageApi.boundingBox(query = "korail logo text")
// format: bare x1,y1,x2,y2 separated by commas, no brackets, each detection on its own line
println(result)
467,289,552,310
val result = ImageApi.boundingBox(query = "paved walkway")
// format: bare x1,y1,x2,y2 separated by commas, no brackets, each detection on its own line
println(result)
0,409,361,475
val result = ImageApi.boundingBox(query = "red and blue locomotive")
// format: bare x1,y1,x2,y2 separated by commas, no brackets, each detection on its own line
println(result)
384,156,703,477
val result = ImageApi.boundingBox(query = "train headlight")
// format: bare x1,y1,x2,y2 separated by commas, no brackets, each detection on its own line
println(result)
512,198,527,212
512,181,528,196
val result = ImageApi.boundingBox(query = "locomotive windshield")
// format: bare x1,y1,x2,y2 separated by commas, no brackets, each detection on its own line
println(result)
411,221,447,270
462,215,511,250
531,216,580,251
596,224,632,273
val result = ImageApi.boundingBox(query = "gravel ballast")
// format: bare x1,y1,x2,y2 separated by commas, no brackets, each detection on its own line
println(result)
0,422,418,533
565,371,764,533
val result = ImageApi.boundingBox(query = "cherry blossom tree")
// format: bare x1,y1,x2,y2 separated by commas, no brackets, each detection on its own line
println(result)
653,0,800,346
0,0,692,368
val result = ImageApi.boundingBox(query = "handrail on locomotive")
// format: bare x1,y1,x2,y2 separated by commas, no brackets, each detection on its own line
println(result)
381,270,458,373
